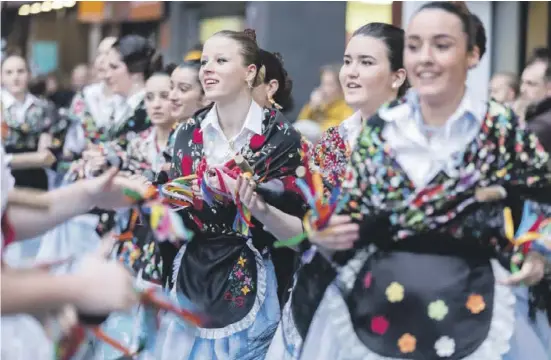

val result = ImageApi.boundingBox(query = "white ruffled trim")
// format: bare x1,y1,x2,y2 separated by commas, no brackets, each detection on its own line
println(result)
170,239,268,339
280,293,303,359
310,259,515,360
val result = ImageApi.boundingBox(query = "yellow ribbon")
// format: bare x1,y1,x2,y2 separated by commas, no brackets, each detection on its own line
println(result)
503,207,545,247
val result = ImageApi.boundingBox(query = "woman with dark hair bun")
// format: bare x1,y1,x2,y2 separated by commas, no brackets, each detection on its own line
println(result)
252,50,294,112
264,21,408,359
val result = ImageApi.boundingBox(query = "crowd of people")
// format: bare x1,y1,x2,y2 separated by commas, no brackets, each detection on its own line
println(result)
2,1,551,359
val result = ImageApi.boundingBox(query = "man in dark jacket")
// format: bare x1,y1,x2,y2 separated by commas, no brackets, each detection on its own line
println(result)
522,48,551,152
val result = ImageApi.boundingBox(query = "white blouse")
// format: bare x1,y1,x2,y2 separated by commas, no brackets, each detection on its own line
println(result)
379,88,487,188
200,100,264,166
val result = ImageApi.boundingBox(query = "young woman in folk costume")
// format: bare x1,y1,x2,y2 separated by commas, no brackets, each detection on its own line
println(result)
65,37,122,159
152,29,306,360
0,54,79,266
0,145,146,359
0,54,71,191
162,53,210,167
262,22,408,359
91,70,185,360
291,2,551,359
34,36,163,274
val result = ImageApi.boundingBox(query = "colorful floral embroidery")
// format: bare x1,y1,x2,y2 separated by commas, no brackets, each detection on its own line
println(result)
465,294,486,314
434,336,456,357
2,95,60,150
385,281,404,303
314,126,349,188
370,315,389,335
226,251,255,308
428,300,449,321
169,104,304,236
397,333,416,353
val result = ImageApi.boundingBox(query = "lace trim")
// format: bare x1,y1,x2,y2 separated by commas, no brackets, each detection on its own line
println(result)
304,259,515,360
170,239,268,339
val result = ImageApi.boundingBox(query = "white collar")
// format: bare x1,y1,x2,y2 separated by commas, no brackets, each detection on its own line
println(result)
1,90,36,110
127,89,146,110
379,87,486,137
201,100,264,137
339,111,363,147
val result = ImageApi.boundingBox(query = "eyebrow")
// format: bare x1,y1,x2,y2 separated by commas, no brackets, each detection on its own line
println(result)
407,34,456,41
344,54,377,61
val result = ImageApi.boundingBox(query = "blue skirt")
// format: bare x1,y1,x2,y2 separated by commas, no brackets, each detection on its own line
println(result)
154,257,281,360
92,277,163,360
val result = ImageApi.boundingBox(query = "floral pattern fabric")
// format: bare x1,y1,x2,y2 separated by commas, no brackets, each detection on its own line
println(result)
313,126,350,189
2,95,58,151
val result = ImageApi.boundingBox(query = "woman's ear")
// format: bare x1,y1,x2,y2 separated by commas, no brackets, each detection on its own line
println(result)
391,69,407,90
245,64,258,86
468,46,481,69
266,79,280,99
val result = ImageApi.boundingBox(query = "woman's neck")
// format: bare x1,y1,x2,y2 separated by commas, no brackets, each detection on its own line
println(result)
155,124,172,147
359,92,397,122
216,90,252,140
419,86,466,127
10,91,26,103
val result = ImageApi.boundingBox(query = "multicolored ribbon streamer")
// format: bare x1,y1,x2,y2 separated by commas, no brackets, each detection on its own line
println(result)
503,205,551,274
274,163,348,249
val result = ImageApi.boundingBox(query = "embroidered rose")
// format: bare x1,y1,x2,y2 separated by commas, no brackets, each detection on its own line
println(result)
370,315,389,335
363,272,373,289
181,155,193,176
398,333,416,354
428,300,448,321
192,128,203,144
466,294,486,314
385,282,404,303
250,134,266,151
434,336,455,357
235,296,245,307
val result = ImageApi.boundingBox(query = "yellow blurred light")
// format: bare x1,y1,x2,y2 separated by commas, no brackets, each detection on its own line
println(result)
18,4,31,16
30,2,42,14
41,1,53,12
63,0,76,8
52,0,63,10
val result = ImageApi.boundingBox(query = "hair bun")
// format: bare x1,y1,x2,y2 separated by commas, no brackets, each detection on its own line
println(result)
243,28,257,43
272,52,284,65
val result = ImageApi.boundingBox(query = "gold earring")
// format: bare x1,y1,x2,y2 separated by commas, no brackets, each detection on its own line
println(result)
268,96,283,110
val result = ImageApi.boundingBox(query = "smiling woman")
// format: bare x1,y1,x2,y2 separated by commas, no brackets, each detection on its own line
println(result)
153,28,307,360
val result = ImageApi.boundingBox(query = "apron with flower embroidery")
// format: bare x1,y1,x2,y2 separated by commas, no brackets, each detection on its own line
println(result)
293,100,551,359
167,103,305,329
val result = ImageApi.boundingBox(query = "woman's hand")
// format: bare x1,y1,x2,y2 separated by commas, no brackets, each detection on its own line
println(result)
236,174,268,217
70,255,138,315
83,167,149,210
500,251,546,286
309,215,360,250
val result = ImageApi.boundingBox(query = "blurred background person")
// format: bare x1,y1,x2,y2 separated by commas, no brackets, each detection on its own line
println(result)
489,71,518,106
296,63,353,131
71,63,90,92
518,48,551,152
